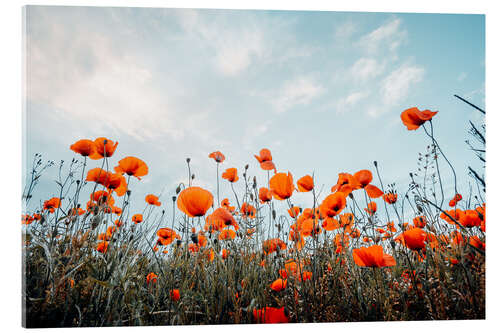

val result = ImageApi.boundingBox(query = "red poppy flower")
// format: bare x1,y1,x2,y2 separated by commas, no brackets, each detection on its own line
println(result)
297,175,314,192
288,206,300,218
219,229,236,240
114,156,148,180
364,202,377,215
397,227,427,250
70,139,97,157
383,192,398,204
270,172,294,200
253,307,289,324
270,278,287,292
400,107,438,130
221,198,235,212
319,192,347,217
254,148,276,172
352,245,396,267
262,238,286,255
146,272,158,284
331,173,360,194
43,197,61,213
145,194,161,206
177,186,214,218
132,214,143,224
240,202,256,219
170,289,180,302
96,241,109,253
259,187,273,204
222,167,238,182
205,207,239,231
209,151,225,163
89,137,118,160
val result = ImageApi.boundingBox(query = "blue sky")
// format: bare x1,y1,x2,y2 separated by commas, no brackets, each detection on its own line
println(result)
24,6,485,217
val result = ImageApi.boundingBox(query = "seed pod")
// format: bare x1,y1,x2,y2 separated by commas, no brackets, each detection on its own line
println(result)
272,210,276,220
186,158,191,163
245,164,249,170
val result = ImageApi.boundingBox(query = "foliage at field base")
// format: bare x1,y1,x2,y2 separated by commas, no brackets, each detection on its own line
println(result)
22,102,485,327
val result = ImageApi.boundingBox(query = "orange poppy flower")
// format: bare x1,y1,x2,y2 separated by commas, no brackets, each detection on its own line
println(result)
86,168,128,196
365,184,384,198
219,229,236,240
354,169,373,188
262,238,287,255
170,289,181,302
364,202,377,215
269,172,294,200
440,209,464,226
300,271,313,281
209,151,225,163
146,272,158,284
397,227,427,250
205,207,239,232
254,148,272,163
350,228,361,238
240,202,256,219
145,194,161,206
253,307,289,324
89,137,118,160
387,221,397,233
331,173,360,194
297,175,314,192
114,156,148,180
288,206,301,218
259,187,273,204
221,198,235,212
188,243,200,253
413,216,427,228
400,107,438,130
468,235,485,251
43,197,61,213
22,214,34,225
96,241,109,253
270,278,287,292
383,192,398,204
222,248,229,259
449,199,457,207
352,245,396,267
132,214,143,224
319,192,347,218
70,139,97,157
459,209,482,228
322,217,340,231
177,186,214,218
222,167,238,182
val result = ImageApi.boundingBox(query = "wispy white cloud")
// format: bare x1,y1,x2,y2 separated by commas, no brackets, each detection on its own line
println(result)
358,18,407,55
379,63,425,108
350,58,385,82
272,76,325,113
335,91,369,114
335,20,357,41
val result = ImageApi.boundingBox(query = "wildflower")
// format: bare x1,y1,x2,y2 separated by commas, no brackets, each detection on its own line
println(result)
440,209,464,226
96,241,109,253
400,107,438,130
209,151,225,163
322,217,340,231
269,172,294,200
177,186,214,217
146,272,158,284
387,221,397,233
221,198,235,212
300,271,313,281
114,156,148,180
383,192,398,204
254,148,276,172
352,245,396,267
459,209,482,228
205,207,239,232
86,168,127,196
262,238,286,255
70,139,97,157
145,194,161,206
468,235,485,251
219,229,236,240
222,167,238,182
413,216,427,228
253,307,289,324
222,248,229,259
43,197,61,213
288,206,301,218
170,289,181,302
22,214,34,225
353,169,383,198
240,202,256,219
350,228,361,238
331,173,360,194
258,187,273,204
297,175,314,192
396,227,427,250
319,192,347,217
364,202,377,215
270,278,287,292
132,214,143,224
157,228,179,245
89,137,118,160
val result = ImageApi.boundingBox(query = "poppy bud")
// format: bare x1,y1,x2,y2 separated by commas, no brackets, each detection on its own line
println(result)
272,210,276,220
348,193,354,199
176,239,182,247
76,180,80,185
373,161,378,167
245,164,249,170
191,233,198,244
192,174,195,180
127,190,132,196
250,193,254,201
172,196,177,202
186,158,191,163
417,205,423,213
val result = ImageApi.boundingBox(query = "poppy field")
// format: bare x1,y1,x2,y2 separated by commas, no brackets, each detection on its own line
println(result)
22,102,485,327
